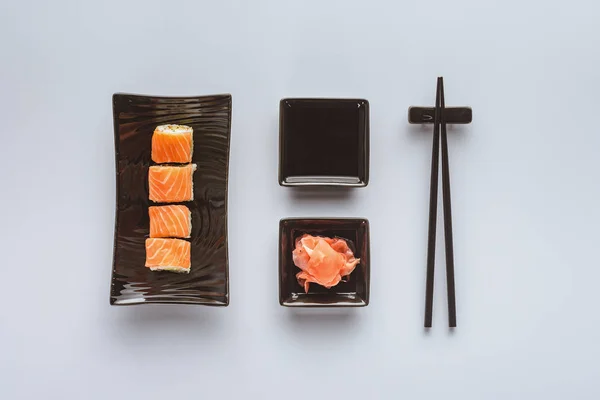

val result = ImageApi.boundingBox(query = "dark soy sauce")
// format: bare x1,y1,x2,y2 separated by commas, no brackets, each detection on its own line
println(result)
280,99,368,184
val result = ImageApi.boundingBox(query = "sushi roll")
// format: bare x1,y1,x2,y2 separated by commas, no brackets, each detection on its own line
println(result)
145,238,191,273
148,164,196,203
149,205,192,238
151,124,193,164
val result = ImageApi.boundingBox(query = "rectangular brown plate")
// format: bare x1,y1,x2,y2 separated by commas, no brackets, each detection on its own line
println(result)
110,93,231,306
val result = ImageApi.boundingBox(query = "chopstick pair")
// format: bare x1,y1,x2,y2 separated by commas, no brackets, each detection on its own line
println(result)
409,77,472,328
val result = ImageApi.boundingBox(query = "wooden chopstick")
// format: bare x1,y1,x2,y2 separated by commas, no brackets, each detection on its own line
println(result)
424,78,443,328
439,79,457,328
424,77,458,328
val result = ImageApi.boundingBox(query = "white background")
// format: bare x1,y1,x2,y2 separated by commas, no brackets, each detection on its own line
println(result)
1,0,599,398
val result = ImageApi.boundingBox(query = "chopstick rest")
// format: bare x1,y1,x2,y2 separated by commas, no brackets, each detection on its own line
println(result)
409,77,472,328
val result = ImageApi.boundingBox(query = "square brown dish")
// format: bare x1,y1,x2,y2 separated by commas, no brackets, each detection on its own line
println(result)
279,98,369,187
110,93,231,306
279,218,370,307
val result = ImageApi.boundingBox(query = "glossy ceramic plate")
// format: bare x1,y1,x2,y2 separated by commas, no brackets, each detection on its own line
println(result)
279,98,370,187
279,218,370,307
110,93,231,306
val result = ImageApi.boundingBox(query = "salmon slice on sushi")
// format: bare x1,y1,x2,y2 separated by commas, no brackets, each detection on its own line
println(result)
145,238,191,273
149,205,191,238
148,164,196,203
151,124,193,164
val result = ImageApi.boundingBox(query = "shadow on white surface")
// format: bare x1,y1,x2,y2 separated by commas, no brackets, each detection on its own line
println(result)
422,326,457,336
286,187,356,202
282,309,360,337
275,309,366,352
407,123,465,139
108,305,223,342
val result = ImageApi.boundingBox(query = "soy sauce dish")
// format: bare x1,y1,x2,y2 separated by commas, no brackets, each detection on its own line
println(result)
278,98,369,187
